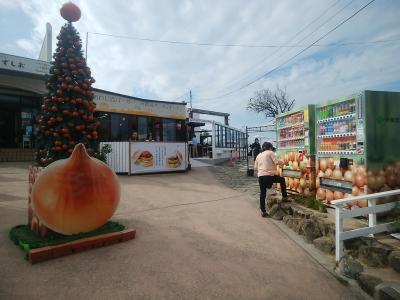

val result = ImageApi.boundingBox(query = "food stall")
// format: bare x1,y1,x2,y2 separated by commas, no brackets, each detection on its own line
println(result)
94,89,188,174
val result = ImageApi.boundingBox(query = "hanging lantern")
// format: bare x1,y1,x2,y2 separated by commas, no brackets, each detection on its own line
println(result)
176,123,182,130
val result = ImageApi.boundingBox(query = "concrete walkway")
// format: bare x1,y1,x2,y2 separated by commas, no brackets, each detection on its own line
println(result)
0,163,361,299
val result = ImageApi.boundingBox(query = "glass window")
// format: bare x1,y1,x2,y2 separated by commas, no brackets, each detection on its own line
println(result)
110,114,131,141
137,116,149,141
162,119,176,142
215,125,220,147
153,118,162,141
96,112,111,141
175,120,186,142
226,128,231,147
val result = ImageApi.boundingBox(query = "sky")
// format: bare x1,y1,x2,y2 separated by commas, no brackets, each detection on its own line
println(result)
1,0,399,133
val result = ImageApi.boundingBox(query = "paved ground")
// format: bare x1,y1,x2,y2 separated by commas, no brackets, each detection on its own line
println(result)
0,162,363,300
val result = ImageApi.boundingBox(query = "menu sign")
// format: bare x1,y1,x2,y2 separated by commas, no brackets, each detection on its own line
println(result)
94,91,186,120
130,142,187,174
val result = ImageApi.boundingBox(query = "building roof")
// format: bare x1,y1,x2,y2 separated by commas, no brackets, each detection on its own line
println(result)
93,88,186,106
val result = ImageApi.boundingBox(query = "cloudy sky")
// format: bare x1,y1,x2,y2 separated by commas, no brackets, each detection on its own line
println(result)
1,0,399,130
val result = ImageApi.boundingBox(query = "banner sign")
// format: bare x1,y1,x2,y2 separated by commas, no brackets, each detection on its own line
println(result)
0,53,50,76
130,142,187,174
94,91,186,120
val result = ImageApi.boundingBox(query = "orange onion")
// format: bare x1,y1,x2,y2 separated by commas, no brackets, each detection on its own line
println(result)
358,199,368,208
352,186,360,196
344,170,353,182
60,2,81,22
299,178,306,189
386,173,397,188
293,178,300,189
355,173,366,188
288,178,294,189
333,191,344,200
316,188,326,200
325,168,333,178
325,190,334,203
31,143,120,235
327,158,335,170
333,169,343,180
320,159,327,172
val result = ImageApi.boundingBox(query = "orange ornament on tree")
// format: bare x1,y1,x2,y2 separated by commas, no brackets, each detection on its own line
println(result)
31,144,120,235
60,2,81,22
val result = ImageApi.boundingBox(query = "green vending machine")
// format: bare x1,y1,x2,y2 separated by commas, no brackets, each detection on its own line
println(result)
275,105,316,196
315,90,400,206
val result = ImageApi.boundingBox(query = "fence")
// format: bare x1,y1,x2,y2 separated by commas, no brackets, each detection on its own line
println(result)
100,142,130,173
331,189,400,262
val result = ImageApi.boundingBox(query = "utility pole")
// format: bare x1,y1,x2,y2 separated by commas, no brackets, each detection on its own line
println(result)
85,32,89,62
189,90,193,110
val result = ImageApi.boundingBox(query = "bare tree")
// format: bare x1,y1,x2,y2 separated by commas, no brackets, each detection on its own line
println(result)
247,86,295,118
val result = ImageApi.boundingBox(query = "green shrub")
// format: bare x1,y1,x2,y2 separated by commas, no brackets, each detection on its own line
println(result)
98,144,112,164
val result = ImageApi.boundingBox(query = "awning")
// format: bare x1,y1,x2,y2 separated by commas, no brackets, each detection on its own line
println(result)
188,121,206,127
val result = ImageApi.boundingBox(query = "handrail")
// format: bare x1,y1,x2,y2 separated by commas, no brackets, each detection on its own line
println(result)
332,189,400,262
331,189,400,205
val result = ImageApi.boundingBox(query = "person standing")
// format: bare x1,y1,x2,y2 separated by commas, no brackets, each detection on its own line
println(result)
250,138,261,161
191,135,198,157
254,142,288,217
131,131,138,141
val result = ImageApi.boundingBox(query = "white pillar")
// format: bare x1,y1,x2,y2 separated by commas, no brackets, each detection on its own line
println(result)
335,206,343,263
211,121,216,159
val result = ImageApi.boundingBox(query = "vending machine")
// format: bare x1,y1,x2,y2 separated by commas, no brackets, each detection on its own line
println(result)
275,105,316,196
315,90,400,206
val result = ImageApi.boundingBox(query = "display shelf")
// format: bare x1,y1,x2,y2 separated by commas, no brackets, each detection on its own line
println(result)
277,136,305,142
277,122,304,130
319,177,353,193
317,113,355,124
317,150,357,155
317,132,356,139
282,168,301,178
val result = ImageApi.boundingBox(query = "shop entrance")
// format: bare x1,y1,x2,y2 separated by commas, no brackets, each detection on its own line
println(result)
0,109,17,148
0,92,41,149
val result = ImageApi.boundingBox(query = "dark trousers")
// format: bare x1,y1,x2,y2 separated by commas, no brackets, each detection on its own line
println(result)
258,175,288,212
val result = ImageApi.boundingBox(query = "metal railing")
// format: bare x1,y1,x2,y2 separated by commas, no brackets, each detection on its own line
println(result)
331,189,400,262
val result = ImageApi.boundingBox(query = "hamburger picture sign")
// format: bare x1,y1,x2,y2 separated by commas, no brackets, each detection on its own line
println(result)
130,142,187,174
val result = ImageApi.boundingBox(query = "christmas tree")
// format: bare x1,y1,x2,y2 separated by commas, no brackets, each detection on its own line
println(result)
35,4,99,166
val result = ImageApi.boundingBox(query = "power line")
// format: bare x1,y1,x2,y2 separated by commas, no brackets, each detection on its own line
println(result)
193,0,354,98
195,0,377,101
88,31,398,49
191,0,348,96
88,2,396,51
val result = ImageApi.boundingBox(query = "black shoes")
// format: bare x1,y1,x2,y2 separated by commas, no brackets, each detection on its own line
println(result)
261,211,269,218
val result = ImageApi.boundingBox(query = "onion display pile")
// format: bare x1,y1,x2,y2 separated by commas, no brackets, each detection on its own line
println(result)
277,151,315,196
316,157,400,207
